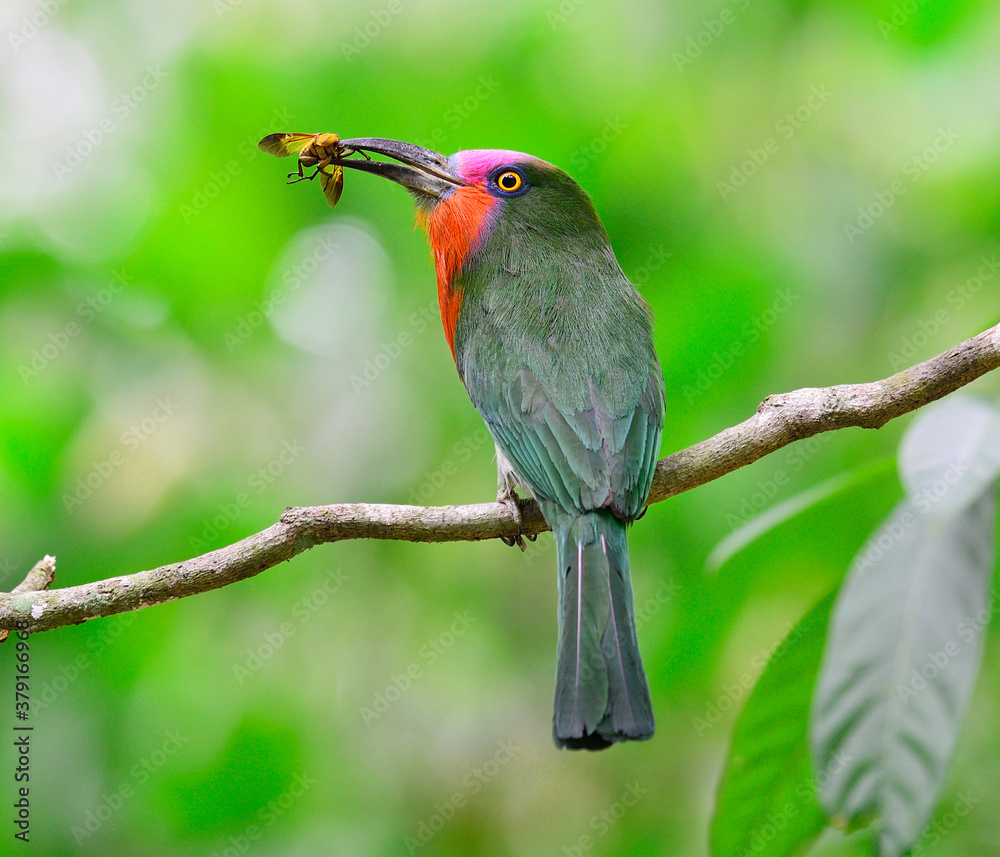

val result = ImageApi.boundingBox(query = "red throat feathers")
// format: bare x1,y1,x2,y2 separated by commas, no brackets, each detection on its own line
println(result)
417,185,496,358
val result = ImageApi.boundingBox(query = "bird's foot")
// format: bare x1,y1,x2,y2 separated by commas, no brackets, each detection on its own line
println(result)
497,484,530,551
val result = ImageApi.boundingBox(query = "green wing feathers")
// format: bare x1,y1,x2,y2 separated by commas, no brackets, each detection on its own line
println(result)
468,364,664,520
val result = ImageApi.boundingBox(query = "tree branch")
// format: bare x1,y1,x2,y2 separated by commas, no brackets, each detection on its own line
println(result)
647,322,1000,503
3,323,998,634
0,556,56,642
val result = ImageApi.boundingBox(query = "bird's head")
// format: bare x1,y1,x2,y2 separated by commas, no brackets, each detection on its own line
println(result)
335,138,613,356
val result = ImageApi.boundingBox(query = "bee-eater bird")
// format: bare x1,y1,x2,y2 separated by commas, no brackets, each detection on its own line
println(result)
331,137,665,749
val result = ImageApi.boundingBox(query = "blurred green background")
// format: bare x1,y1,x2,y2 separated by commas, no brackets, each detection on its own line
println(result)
2,0,999,854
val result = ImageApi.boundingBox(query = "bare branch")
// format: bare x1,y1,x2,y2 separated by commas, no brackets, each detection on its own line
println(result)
11,555,57,595
648,322,1000,503
2,323,998,634
0,556,56,642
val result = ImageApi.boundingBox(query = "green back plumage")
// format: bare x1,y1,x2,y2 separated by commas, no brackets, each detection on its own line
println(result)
453,161,664,520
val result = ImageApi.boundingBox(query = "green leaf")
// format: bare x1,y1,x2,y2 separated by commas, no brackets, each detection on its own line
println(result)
899,396,1000,519
810,491,997,857
710,593,835,857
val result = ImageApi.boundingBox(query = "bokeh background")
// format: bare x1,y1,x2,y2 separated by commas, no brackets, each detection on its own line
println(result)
2,0,999,854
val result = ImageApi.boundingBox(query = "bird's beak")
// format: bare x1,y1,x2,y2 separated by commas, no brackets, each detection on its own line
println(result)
332,137,465,199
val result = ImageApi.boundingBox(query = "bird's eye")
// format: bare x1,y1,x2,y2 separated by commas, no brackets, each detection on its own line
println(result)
494,169,524,194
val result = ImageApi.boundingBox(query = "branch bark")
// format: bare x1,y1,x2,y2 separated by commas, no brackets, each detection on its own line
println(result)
3,323,998,634
0,556,55,642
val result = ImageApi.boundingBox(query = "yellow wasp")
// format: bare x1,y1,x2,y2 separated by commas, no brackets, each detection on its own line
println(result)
258,132,366,207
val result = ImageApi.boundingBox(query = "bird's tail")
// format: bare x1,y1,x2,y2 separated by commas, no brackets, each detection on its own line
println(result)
550,509,654,750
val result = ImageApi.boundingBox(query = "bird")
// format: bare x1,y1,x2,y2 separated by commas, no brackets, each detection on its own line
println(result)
329,137,665,749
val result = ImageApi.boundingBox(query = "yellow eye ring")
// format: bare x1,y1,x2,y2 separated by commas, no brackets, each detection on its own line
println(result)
496,170,523,193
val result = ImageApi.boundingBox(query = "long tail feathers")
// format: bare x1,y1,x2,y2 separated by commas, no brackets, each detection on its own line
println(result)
552,511,654,750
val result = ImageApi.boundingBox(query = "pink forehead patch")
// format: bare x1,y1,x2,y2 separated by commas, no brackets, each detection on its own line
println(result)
451,149,543,185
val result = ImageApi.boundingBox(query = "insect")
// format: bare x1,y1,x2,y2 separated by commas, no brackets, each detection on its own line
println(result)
258,132,366,207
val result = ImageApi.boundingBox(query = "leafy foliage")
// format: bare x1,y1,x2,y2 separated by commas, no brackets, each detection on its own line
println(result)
811,399,1000,856
711,593,833,857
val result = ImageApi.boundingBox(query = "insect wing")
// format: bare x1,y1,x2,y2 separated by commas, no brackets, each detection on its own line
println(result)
319,165,345,207
258,133,318,158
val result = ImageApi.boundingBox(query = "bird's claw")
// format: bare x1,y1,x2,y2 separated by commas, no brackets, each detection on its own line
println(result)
498,484,527,551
